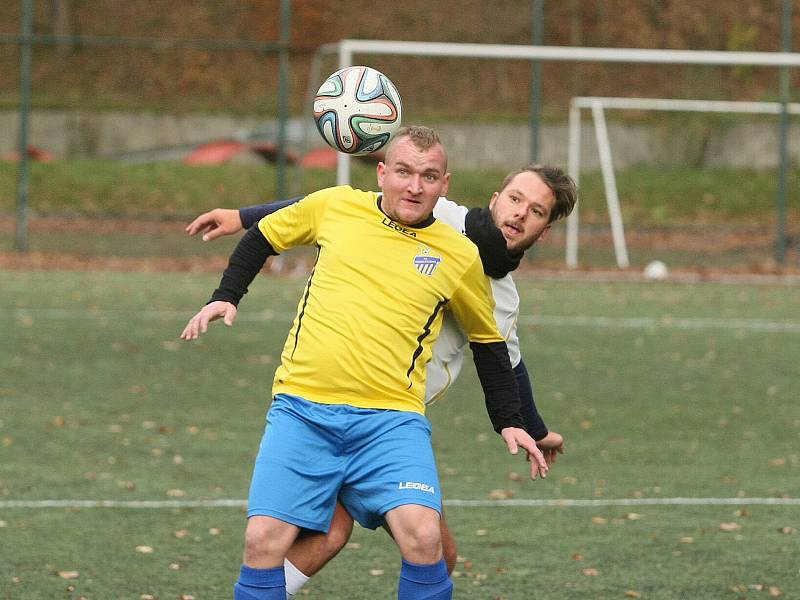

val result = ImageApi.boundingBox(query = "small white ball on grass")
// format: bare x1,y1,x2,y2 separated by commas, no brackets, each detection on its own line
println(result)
643,260,669,281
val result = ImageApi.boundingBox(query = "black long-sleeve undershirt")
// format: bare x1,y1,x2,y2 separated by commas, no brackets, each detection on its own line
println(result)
240,197,302,229
209,225,278,306
470,341,525,433
515,360,548,440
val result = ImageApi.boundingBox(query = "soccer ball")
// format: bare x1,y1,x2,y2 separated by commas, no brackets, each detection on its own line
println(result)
313,66,402,156
643,260,669,281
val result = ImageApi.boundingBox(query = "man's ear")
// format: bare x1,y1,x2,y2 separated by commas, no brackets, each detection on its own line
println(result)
538,224,552,241
376,162,386,187
488,191,500,210
441,171,451,196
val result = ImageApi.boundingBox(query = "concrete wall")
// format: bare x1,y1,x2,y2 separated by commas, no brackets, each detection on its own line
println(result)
1,109,798,170
436,121,800,170
0,110,267,159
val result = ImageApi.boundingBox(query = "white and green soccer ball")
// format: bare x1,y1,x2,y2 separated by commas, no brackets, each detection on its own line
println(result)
313,65,402,156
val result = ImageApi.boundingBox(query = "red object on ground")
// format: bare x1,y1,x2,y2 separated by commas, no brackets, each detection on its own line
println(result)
299,147,386,170
184,140,385,169
184,140,298,165
2,145,54,162
183,141,249,165
250,142,299,164
300,147,338,169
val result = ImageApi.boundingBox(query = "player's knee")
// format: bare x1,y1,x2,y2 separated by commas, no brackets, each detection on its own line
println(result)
243,520,270,559
243,517,293,564
324,515,354,554
404,520,443,560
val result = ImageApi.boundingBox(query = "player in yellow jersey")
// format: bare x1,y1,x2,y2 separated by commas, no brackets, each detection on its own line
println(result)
186,163,576,596
180,126,547,600
186,163,577,597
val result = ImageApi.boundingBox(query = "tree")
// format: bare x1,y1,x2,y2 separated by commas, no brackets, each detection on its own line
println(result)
52,0,73,56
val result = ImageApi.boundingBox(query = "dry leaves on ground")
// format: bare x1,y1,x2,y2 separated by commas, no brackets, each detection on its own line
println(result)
57,571,79,579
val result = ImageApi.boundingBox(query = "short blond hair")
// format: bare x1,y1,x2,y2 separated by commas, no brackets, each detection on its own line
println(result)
385,125,448,169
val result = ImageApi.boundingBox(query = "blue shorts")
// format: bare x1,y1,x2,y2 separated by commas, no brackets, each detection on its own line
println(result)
247,394,442,531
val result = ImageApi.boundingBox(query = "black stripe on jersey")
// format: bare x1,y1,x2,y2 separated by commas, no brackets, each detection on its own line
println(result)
290,248,320,359
405,299,449,388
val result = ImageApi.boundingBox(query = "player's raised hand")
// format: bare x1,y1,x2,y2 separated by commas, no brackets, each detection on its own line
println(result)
500,427,549,480
536,430,565,466
185,208,242,241
180,301,238,340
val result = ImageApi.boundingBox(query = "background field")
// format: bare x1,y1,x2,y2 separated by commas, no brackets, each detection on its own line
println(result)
2,160,798,273
1,1,795,116
1,270,798,599
2,3,799,597
3,1,799,274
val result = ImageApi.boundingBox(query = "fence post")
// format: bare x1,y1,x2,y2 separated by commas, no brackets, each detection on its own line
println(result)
275,0,292,201
15,0,33,252
529,0,544,162
776,0,792,265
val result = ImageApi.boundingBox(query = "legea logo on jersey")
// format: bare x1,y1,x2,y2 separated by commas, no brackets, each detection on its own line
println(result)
414,246,441,276
398,481,435,493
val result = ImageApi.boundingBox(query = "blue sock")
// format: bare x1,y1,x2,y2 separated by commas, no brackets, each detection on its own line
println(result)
233,564,286,600
398,559,453,600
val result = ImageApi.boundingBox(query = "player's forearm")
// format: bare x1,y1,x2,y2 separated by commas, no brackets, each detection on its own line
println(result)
464,207,522,278
239,196,305,229
470,341,525,432
515,360,548,441
209,225,278,306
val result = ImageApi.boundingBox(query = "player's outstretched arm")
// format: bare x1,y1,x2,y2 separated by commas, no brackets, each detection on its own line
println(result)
181,226,278,341
515,360,548,438
185,208,242,241
185,198,305,241
180,301,238,340
514,360,565,464
469,341,549,480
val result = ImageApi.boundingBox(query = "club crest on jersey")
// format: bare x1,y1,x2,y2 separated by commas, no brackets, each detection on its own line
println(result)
414,246,441,276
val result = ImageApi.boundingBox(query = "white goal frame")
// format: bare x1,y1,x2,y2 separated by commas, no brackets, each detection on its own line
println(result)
567,96,800,268
310,40,800,265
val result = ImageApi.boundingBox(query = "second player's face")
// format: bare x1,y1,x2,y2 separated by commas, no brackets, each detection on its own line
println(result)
377,137,450,226
489,171,556,254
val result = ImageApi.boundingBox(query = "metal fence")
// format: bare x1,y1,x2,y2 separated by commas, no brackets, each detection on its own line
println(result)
1,1,798,274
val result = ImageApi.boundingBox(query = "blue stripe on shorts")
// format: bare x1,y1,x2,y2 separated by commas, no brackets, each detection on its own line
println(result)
247,394,442,531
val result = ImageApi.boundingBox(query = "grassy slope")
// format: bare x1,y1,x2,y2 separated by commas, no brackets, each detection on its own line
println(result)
0,160,791,223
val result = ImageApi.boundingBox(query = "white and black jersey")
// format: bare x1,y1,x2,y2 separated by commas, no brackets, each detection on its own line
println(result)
426,198,521,404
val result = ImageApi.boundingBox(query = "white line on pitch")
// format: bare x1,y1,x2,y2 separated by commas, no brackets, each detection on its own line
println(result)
11,309,800,333
11,308,298,322
0,499,246,509
519,314,800,333
519,315,800,333
1,497,798,509
445,497,800,507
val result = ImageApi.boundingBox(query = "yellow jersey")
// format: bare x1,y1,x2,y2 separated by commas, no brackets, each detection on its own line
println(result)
257,185,504,415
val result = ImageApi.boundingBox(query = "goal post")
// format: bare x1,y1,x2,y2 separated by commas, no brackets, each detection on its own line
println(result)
306,40,800,266
566,97,800,268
